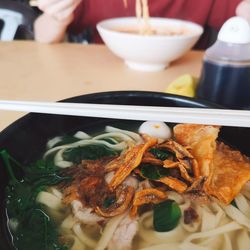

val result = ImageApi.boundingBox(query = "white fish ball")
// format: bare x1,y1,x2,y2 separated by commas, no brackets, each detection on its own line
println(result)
138,121,172,142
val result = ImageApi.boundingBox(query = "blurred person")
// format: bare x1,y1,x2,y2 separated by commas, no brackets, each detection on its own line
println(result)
34,0,250,47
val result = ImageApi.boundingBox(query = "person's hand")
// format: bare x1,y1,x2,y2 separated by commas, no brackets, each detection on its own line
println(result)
236,0,250,22
37,0,81,26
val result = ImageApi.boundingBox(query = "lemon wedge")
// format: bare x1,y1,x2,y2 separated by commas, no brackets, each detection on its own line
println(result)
165,74,198,98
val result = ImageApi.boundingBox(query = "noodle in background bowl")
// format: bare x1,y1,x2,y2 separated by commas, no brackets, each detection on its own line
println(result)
97,17,203,72
1,91,250,249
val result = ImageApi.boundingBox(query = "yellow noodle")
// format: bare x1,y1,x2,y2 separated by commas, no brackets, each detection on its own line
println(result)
63,234,86,250
61,215,76,230
241,181,250,200
200,204,225,232
139,243,180,250
95,213,127,250
50,187,63,199
138,211,187,245
73,223,97,248
236,230,250,249
181,222,242,247
222,233,233,250
105,126,143,143
235,193,250,218
223,204,250,229
36,191,64,210
135,0,153,35
136,0,142,20
44,128,140,168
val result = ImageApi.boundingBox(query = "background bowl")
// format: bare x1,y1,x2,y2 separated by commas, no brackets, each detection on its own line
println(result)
1,91,250,249
97,17,203,72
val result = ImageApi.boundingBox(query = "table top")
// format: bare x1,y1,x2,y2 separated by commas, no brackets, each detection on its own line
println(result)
0,41,203,131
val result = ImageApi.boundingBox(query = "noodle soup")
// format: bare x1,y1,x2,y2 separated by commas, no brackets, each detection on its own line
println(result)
97,17,203,71
122,0,191,36
112,25,192,36
3,121,250,250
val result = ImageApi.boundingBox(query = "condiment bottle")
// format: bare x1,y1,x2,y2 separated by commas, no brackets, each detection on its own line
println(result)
196,17,250,109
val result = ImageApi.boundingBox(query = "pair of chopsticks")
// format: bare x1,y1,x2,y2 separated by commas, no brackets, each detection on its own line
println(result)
0,100,250,128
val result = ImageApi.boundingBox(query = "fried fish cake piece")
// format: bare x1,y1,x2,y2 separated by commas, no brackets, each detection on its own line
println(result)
174,124,220,177
205,142,250,204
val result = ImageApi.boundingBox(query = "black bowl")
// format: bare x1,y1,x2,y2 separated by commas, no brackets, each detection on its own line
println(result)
0,91,250,249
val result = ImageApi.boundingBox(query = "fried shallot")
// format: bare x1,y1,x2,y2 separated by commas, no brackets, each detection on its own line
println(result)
157,176,187,193
95,185,135,217
109,135,157,190
130,188,167,217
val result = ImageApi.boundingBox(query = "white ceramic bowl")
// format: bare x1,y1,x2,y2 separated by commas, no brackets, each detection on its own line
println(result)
97,17,203,72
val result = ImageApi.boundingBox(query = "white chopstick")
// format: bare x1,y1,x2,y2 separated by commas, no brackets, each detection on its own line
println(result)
0,100,250,127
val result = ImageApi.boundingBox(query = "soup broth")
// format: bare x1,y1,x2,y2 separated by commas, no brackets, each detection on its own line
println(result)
113,25,192,36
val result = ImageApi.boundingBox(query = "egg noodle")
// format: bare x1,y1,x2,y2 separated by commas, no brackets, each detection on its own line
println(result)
136,0,152,35
123,0,153,35
37,187,250,250
33,125,250,250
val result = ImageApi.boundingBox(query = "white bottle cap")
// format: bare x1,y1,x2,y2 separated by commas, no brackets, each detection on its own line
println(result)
218,17,250,44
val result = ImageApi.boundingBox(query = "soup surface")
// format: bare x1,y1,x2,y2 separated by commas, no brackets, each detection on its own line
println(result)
112,25,192,36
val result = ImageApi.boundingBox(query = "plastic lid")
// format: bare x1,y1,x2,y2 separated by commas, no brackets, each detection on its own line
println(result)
205,17,250,62
218,17,250,44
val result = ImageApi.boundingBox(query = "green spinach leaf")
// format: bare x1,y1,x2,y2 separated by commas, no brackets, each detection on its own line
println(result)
231,199,238,208
140,164,170,180
1,150,68,250
63,145,118,164
103,196,116,209
153,200,181,232
149,148,173,161
13,208,67,250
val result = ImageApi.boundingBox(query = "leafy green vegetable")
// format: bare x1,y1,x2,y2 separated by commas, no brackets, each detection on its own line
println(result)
11,208,68,250
140,164,170,180
103,196,116,209
1,149,68,250
231,199,238,208
28,158,58,174
63,144,118,164
25,156,71,186
1,142,120,249
0,149,23,183
149,148,173,161
153,200,181,232
6,181,39,218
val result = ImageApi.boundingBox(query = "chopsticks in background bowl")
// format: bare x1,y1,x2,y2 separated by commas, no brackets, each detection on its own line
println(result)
0,100,250,127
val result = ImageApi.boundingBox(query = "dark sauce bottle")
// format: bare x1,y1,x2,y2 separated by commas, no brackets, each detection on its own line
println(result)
197,17,250,109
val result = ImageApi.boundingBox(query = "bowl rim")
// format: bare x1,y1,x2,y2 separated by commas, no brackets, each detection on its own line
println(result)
96,17,204,40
